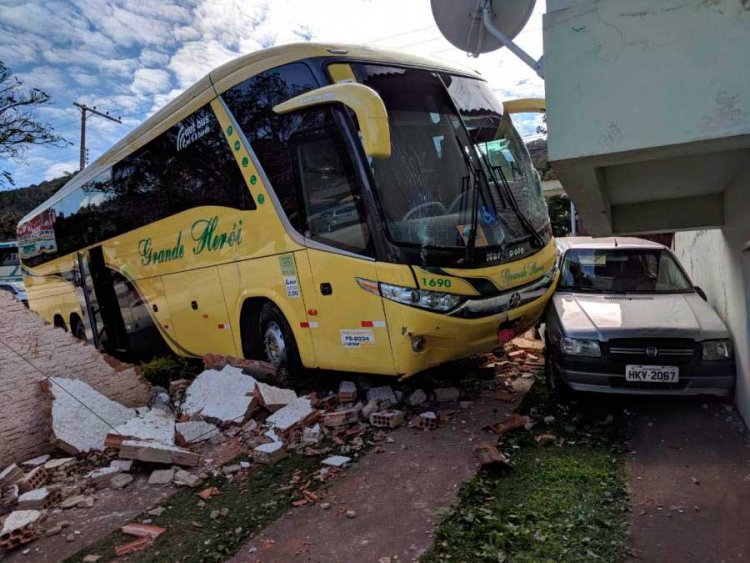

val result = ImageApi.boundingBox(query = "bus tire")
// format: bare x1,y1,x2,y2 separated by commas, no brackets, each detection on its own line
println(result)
257,302,302,375
53,315,67,332
71,316,87,342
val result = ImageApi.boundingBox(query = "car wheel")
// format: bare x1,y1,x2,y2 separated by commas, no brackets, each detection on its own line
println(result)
545,344,571,401
258,302,302,375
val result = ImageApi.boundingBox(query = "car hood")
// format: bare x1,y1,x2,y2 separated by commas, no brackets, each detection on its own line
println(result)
552,292,729,341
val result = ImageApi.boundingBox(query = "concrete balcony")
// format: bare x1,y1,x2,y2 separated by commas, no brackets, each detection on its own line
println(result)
543,0,750,235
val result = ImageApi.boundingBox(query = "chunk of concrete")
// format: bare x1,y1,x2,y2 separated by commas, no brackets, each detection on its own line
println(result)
434,387,460,403
173,470,202,488
252,441,287,464
109,473,134,490
112,409,175,446
407,389,428,406
338,381,357,403
267,397,317,432
175,420,219,445
44,458,76,471
21,455,50,469
0,509,43,541
45,377,137,454
366,386,397,405
119,440,200,467
85,466,122,488
181,365,258,424
321,455,352,468
109,460,133,472
254,381,297,411
148,468,175,485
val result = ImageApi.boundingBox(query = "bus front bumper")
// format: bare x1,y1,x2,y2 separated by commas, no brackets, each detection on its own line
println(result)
384,269,558,378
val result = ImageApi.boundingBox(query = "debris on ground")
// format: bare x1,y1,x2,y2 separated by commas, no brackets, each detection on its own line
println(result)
181,365,258,424
0,336,543,555
474,442,512,469
43,378,136,454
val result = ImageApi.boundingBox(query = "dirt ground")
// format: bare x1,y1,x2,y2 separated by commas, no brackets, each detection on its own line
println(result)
0,476,173,562
627,397,750,562
229,380,532,563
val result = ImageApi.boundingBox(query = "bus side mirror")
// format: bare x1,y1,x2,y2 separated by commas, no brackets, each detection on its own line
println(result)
273,83,391,159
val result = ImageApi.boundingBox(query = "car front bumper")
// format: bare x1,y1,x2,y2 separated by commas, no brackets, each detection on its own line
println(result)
555,357,735,397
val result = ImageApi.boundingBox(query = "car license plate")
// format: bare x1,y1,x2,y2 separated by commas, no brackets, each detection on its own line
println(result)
625,365,679,383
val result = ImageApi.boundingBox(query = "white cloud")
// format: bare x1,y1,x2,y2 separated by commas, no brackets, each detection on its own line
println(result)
130,68,172,95
44,160,80,180
1,0,548,189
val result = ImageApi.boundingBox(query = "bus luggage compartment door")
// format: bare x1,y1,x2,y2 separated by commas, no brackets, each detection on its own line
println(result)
301,248,396,375
162,267,237,358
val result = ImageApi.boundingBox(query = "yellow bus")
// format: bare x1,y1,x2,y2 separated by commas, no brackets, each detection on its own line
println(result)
18,43,558,378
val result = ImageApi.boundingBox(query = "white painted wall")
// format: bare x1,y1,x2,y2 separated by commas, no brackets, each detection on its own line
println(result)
545,0,750,162
674,164,750,422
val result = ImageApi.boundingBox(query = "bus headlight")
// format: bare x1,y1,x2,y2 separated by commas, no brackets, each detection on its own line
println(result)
356,278,465,313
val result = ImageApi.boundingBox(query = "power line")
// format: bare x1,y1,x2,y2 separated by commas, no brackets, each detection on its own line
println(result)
366,25,436,44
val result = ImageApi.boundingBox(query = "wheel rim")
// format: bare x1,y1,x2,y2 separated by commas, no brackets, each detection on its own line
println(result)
263,321,287,367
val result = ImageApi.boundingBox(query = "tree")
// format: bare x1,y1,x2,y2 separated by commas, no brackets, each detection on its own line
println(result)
0,61,70,188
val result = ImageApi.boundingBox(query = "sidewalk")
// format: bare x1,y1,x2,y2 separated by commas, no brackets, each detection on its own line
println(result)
627,398,750,562
230,382,530,563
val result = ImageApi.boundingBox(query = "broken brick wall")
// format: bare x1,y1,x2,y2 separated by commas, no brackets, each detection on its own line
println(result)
0,293,151,465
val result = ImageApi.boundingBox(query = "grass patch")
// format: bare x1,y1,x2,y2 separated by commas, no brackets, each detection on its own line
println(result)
422,377,629,562
65,454,324,563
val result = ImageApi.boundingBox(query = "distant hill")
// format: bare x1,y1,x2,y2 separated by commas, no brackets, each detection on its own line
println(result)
0,174,72,241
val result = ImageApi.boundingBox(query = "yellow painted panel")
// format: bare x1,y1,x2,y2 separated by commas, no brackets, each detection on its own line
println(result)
440,239,557,293
375,262,417,288
327,63,356,83
133,276,182,355
162,267,237,357
301,248,395,374
221,252,318,369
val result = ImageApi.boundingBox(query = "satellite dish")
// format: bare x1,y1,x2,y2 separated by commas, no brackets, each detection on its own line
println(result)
431,0,543,77
431,0,535,54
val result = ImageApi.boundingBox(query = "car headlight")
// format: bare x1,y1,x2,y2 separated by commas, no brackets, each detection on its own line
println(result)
702,340,733,361
356,278,465,312
560,337,601,357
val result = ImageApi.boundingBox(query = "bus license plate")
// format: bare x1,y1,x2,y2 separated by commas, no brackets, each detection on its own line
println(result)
625,365,679,383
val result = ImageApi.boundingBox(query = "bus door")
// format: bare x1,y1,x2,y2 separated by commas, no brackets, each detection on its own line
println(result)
290,122,395,373
75,246,128,353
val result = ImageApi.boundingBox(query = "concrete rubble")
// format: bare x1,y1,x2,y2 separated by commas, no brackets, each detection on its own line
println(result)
44,378,136,454
0,336,541,555
181,365,258,424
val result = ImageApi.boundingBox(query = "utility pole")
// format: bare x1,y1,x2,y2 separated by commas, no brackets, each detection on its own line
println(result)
73,103,122,171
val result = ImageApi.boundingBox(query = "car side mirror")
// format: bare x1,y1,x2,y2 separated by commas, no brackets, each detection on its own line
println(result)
273,83,391,159
695,286,708,301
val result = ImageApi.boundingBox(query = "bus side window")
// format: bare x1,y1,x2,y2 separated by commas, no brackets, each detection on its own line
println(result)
290,125,371,254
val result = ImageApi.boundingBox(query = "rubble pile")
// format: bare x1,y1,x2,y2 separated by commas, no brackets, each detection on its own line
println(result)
0,335,543,553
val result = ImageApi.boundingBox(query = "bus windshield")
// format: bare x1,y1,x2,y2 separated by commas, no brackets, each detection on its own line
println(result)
351,64,538,261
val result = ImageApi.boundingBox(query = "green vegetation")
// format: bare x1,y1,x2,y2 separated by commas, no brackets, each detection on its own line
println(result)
138,355,202,388
66,454,324,563
422,377,629,563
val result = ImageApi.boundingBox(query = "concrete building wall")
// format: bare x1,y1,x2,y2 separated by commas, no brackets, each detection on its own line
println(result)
674,164,750,422
0,292,151,465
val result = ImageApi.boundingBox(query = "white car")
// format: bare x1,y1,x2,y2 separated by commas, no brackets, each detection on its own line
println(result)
544,237,735,397
0,280,28,307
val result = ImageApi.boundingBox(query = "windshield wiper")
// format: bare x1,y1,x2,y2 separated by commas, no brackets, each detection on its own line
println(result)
484,155,546,249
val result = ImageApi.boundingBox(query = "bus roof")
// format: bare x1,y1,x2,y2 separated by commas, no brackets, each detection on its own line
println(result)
20,43,481,225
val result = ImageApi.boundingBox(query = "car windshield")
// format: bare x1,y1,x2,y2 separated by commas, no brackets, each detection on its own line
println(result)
558,248,694,293
351,64,532,255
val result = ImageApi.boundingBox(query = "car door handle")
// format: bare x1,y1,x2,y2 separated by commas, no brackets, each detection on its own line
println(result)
320,283,333,296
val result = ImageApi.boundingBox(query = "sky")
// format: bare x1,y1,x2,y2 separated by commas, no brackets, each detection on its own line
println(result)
0,0,546,189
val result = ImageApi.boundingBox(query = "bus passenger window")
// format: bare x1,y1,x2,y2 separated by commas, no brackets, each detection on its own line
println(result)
292,128,370,254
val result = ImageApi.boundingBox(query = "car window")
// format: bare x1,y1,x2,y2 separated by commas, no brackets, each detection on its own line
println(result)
559,248,693,293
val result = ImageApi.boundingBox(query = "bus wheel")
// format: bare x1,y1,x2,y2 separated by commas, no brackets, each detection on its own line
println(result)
72,318,87,342
258,303,301,374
